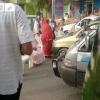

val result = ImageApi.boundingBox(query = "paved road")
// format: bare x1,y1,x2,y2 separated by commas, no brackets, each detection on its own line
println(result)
20,58,81,100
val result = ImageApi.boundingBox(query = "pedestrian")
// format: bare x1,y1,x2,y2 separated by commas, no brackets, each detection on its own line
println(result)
41,18,54,58
49,18,56,39
0,0,33,100
29,32,45,67
33,15,41,34
55,22,65,37
64,13,69,21
49,18,56,32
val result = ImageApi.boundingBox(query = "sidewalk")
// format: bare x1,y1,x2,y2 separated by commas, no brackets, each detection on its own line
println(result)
20,58,81,100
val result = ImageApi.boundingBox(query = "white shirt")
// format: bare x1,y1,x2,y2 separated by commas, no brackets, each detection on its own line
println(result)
0,3,33,95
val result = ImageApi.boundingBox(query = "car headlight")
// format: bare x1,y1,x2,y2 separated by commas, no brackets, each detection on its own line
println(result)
52,60,57,68
64,58,76,67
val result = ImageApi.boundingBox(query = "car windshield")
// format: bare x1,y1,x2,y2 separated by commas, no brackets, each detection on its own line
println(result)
78,29,93,38
66,28,82,36
71,29,96,49
55,28,83,41
55,22,100,40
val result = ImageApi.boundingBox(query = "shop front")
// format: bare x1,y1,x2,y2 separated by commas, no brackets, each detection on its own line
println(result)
93,0,100,15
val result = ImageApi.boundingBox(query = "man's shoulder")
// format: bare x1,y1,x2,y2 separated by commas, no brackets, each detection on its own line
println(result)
3,3,17,12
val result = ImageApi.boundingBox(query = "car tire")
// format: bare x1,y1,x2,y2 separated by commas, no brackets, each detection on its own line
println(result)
57,48,68,59
52,60,60,77
53,48,68,77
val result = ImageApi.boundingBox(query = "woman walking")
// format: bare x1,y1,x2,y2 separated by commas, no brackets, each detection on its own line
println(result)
41,18,54,58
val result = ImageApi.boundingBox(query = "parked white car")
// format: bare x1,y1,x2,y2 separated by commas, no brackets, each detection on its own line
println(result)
52,21,100,86
63,15,100,33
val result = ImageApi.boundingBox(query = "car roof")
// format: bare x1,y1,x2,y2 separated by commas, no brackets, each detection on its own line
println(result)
83,15,100,20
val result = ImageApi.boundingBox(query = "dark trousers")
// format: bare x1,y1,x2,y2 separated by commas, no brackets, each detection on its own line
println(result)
0,84,22,100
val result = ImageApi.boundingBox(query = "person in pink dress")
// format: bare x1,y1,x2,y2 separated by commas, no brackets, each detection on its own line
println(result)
29,32,45,68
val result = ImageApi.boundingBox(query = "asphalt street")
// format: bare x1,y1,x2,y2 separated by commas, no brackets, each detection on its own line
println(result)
20,58,81,100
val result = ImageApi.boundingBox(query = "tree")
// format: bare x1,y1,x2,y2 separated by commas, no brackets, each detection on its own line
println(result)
31,0,49,15
64,0,70,5
25,3,35,15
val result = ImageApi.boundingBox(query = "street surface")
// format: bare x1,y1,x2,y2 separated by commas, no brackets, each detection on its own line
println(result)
20,58,81,100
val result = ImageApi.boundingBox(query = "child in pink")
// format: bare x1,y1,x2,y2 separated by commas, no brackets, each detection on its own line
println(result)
30,33,45,67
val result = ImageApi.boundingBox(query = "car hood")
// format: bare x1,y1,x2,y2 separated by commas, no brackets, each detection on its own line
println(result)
54,35,76,42
63,23,76,32
53,35,78,48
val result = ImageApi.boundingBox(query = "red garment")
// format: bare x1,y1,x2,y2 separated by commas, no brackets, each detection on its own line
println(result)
41,18,53,57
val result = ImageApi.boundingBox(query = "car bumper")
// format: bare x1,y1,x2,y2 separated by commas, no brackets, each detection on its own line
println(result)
59,64,85,86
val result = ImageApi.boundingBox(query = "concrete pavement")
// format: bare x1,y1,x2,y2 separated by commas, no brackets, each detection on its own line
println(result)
20,58,81,100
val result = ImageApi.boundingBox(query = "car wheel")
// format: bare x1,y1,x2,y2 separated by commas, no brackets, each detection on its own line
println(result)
57,48,68,60
52,59,60,77
52,48,68,77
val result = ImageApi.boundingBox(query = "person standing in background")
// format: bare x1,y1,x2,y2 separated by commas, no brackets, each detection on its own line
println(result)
31,32,45,67
0,0,33,100
33,15,41,34
49,18,56,33
41,18,54,58
70,3,80,22
49,17,56,39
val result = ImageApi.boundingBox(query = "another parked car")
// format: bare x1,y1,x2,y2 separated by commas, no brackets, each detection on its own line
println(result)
63,15,100,33
52,28,83,58
52,16,100,59
52,21,100,86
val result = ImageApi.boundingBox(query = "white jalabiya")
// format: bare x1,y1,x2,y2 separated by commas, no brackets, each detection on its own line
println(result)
0,2,33,94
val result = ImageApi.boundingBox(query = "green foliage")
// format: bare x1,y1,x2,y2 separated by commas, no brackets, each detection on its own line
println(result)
10,0,49,15
25,3,35,15
64,0,70,5
9,0,17,3
30,0,49,13
24,0,49,15
18,0,24,3
10,0,70,15
82,53,100,100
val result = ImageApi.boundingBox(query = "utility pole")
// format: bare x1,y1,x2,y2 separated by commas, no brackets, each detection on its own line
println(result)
92,0,94,14
52,0,55,18
52,0,54,17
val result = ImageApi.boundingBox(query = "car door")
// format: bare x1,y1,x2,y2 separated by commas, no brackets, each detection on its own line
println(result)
77,44,91,72
77,31,96,72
